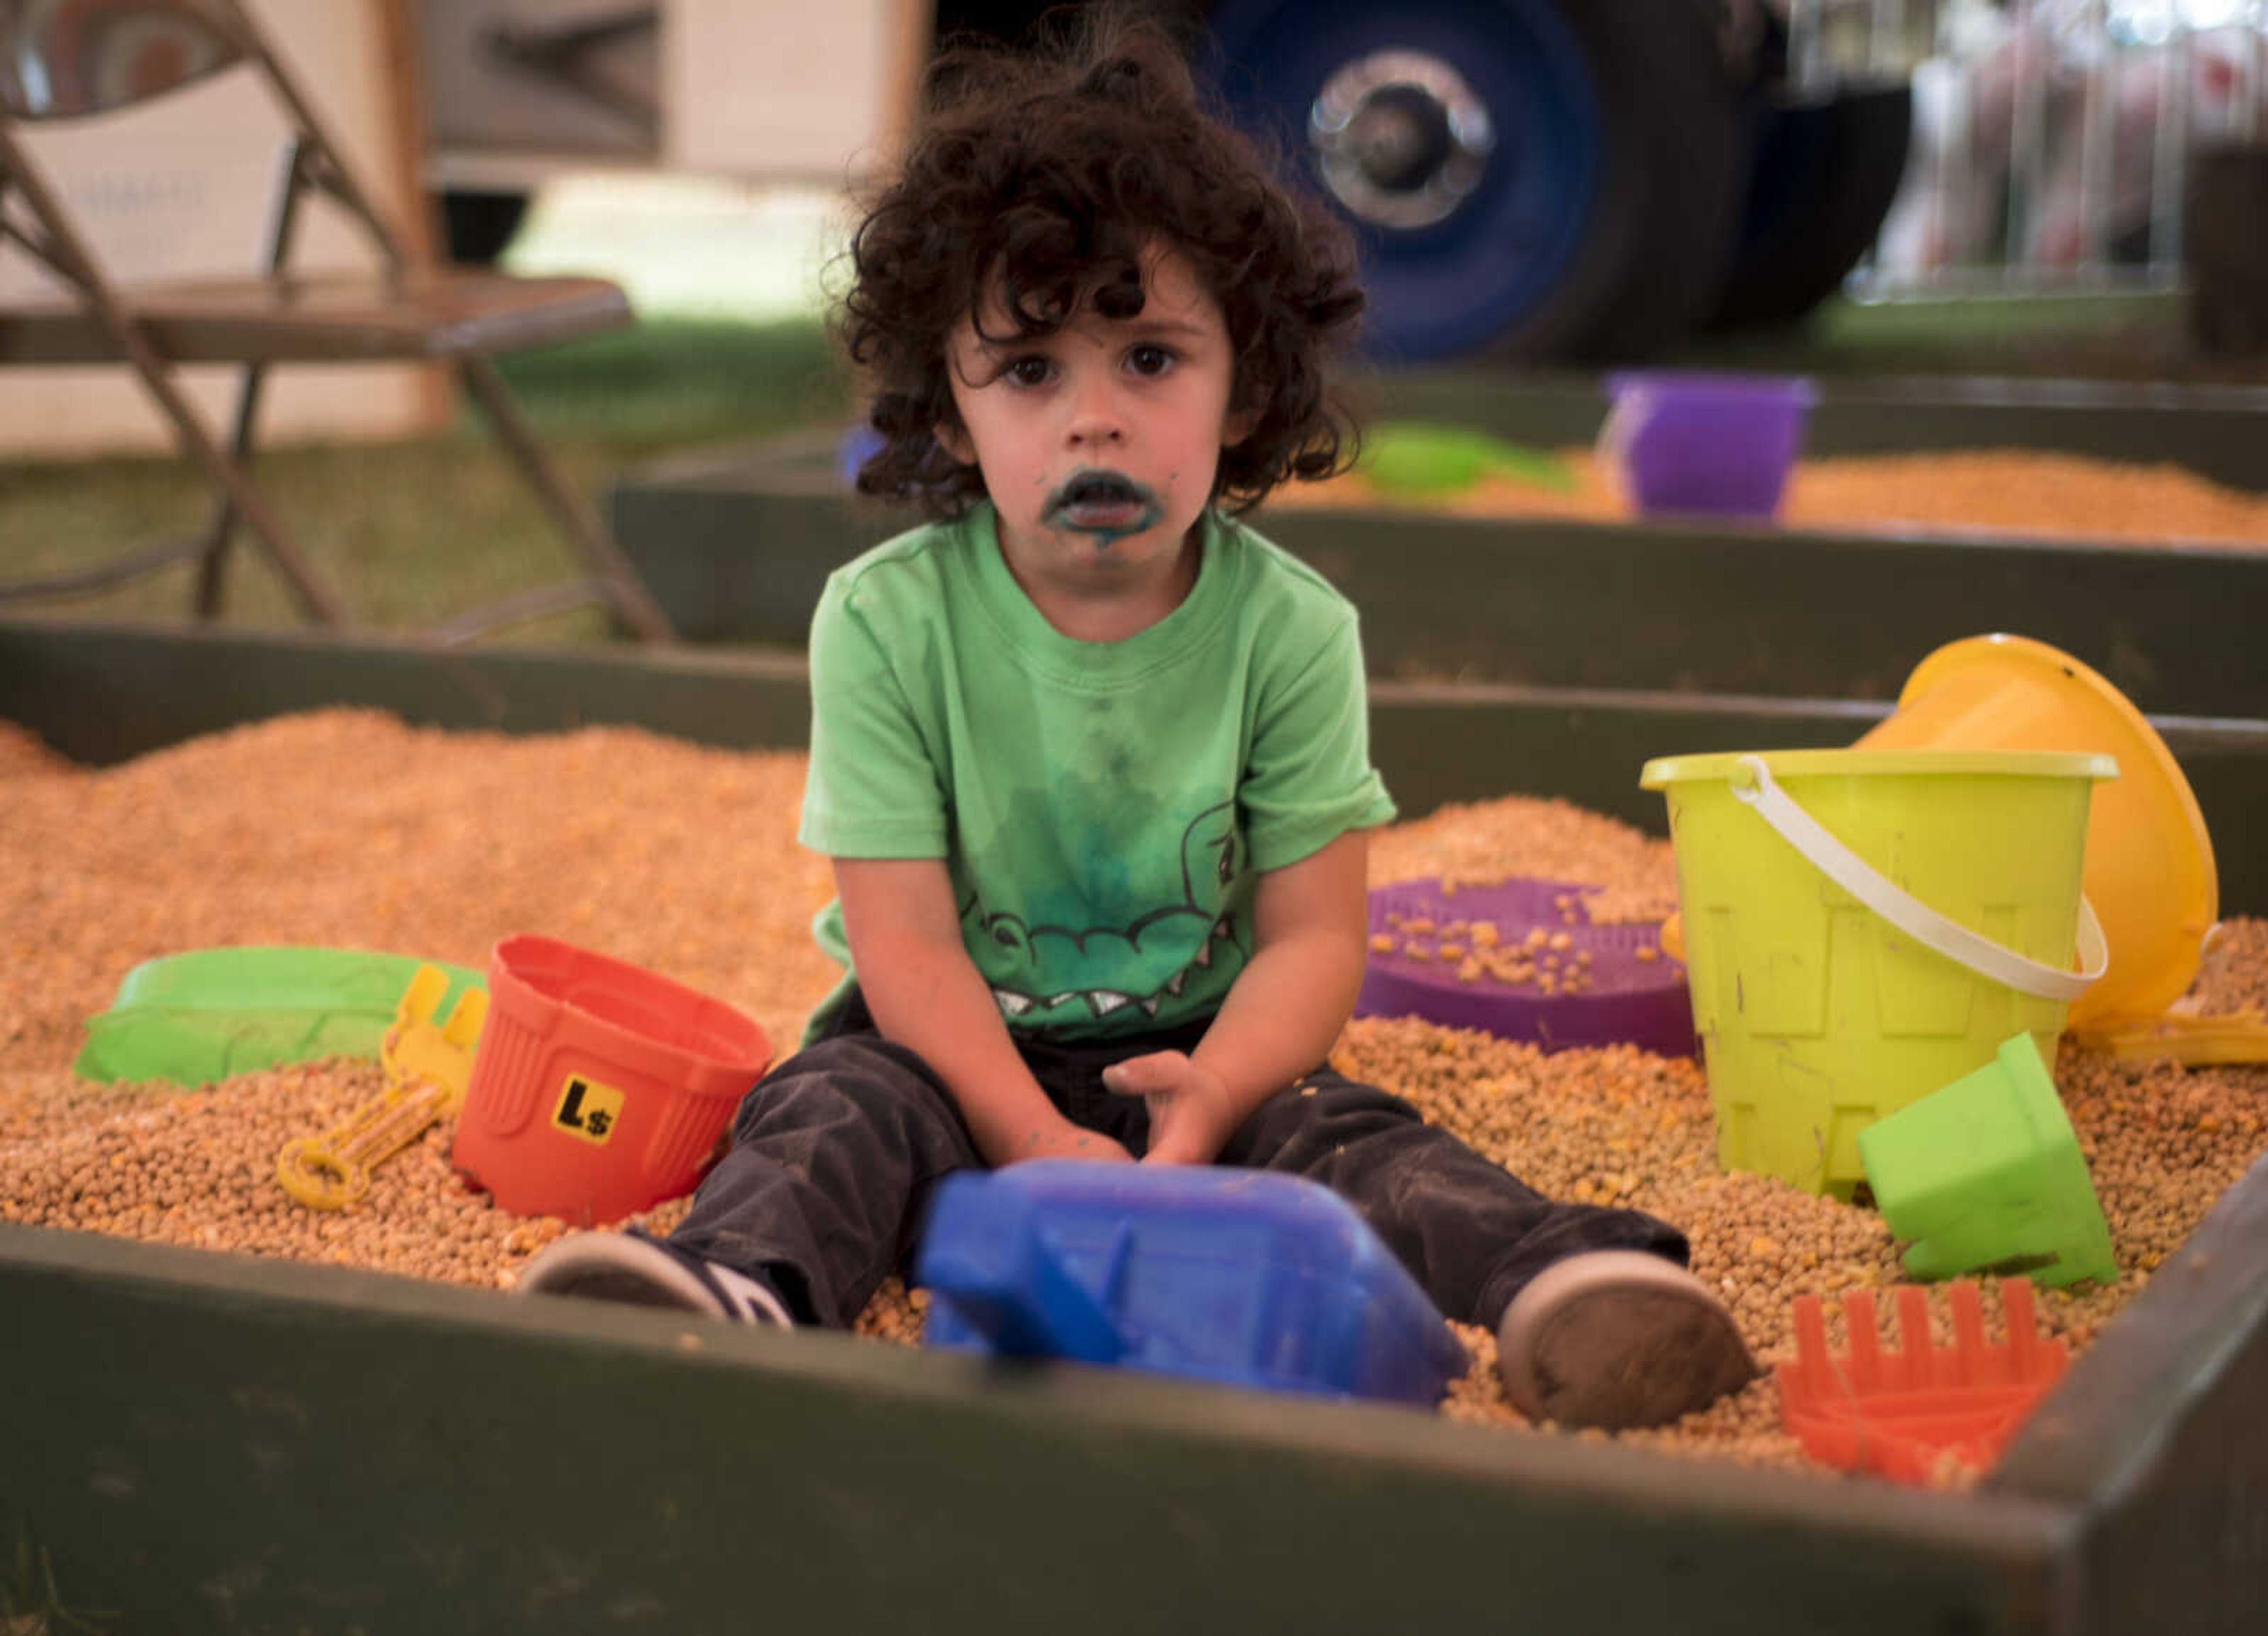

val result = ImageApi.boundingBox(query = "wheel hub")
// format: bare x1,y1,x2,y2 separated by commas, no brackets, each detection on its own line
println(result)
1308,50,1494,230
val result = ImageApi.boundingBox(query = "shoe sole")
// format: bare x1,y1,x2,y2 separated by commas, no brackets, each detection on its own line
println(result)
1500,1252,1757,1430
516,1233,728,1318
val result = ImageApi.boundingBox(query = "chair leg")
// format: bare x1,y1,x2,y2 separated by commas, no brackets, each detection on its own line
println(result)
0,118,346,625
456,356,677,643
423,581,609,647
0,530,211,604
113,337,351,627
190,498,240,622
191,360,273,621
0,352,259,615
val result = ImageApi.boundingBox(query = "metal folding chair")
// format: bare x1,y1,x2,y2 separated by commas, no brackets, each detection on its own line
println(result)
0,0,675,641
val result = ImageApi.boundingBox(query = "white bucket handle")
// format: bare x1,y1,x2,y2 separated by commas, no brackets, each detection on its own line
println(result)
1729,754,2108,1003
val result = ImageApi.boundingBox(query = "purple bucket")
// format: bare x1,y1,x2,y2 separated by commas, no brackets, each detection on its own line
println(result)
1601,371,1817,521
1354,878,1695,1057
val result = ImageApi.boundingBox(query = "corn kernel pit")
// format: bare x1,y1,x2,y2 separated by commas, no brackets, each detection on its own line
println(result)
4,711,2263,1490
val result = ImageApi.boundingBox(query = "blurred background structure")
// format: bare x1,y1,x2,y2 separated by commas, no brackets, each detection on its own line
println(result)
416,0,2268,361
1841,2,2266,311
1,0,2262,641
8,0,2265,415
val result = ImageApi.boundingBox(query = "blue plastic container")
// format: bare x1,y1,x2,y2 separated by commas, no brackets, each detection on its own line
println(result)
915,1163,1469,1407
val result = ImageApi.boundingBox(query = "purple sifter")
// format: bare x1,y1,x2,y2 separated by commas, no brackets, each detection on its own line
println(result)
1354,877,1696,1057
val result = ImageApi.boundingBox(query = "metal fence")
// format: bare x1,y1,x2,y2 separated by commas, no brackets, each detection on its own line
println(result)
1785,0,2267,295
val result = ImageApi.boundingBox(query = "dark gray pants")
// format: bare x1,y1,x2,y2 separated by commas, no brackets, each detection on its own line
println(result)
671,990,1687,1329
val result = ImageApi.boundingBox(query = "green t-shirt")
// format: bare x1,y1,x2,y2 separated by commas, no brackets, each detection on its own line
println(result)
797,503,1396,1044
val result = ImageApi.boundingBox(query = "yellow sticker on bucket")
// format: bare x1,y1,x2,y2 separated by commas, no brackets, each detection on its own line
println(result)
552,1073,627,1145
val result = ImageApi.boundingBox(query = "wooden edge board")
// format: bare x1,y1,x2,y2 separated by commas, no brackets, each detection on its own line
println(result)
0,1221,2080,1635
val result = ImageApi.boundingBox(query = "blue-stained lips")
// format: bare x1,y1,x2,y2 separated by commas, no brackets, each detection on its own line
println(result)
1043,470,1159,541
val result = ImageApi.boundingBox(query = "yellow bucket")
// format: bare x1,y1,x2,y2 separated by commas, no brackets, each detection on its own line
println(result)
1855,634,2217,1031
1640,748,2115,1198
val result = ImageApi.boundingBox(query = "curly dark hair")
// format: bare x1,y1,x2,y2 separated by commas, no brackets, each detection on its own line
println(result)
836,10,1366,517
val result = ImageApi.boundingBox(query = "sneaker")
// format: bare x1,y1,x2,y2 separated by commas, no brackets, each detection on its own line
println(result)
513,1229,794,1327
1496,1250,1755,1430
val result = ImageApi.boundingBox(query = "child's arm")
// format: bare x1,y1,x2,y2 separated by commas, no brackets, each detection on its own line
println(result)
1103,829,1371,1165
833,856,1133,1167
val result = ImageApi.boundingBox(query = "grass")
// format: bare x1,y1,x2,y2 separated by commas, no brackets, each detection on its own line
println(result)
1673,288,2210,378
0,318,849,644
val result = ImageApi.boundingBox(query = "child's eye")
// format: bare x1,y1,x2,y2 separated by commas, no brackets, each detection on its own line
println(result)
1003,356,1054,387
1125,344,1175,377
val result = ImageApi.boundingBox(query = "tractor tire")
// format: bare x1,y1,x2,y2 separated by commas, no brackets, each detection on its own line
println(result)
1709,83,1914,332
439,188,532,268
1203,0,1748,363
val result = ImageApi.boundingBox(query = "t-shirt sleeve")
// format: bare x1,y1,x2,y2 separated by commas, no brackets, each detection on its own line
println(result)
1241,611,1397,872
797,572,950,859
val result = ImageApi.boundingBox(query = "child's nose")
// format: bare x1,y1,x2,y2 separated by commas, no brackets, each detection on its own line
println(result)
1064,376,1126,448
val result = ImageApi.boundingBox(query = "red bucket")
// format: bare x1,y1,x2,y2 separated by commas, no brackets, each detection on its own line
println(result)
451,934,772,1224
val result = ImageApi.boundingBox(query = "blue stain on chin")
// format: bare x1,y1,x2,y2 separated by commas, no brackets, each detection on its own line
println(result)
1041,467,1161,550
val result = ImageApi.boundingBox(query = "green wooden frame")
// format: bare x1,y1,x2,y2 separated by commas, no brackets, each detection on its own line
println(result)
605,433,2268,718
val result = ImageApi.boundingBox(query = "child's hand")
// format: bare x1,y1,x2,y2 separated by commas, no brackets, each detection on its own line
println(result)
1000,1118,1135,1167
1102,1051,1240,1166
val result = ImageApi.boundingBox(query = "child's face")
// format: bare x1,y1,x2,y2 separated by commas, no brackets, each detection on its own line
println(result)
937,243,1250,615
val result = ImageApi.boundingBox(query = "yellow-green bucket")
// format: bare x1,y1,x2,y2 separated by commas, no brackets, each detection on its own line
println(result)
1639,749,2116,1198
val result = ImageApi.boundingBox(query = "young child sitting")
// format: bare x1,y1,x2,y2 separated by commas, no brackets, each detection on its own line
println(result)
519,14,1755,1431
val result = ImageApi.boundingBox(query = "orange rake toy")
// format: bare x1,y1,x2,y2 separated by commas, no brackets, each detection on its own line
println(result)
1777,1279,2070,1485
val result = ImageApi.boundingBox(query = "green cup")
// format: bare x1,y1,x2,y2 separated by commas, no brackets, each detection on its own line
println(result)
1858,1032,2117,1289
